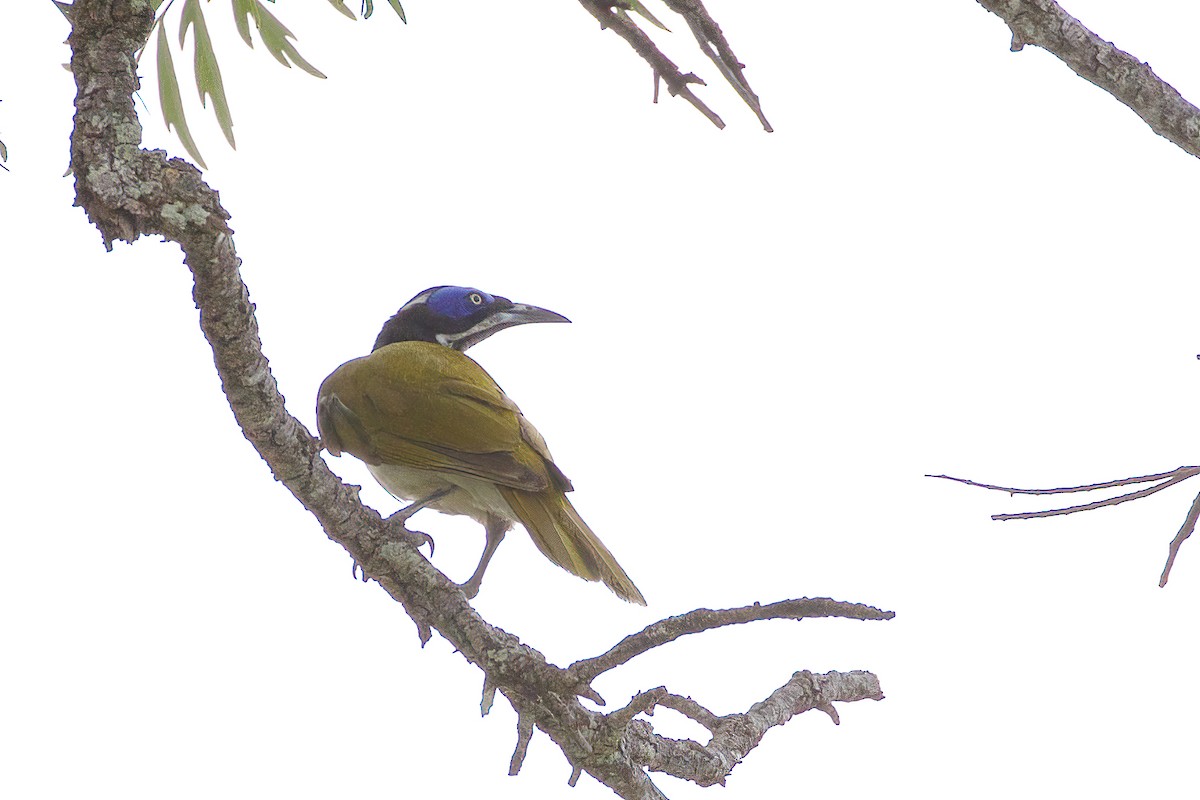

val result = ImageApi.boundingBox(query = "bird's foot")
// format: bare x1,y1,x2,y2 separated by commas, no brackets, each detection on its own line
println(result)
401,526,436,556
383,512,438,556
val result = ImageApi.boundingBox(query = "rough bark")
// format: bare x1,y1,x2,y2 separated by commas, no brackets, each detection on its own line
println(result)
977,0,1200,158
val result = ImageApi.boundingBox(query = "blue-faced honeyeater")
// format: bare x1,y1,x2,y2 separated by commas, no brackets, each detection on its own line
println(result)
316,286,646,605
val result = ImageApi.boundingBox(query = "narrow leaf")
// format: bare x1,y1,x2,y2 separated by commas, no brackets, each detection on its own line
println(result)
385,0,406,23
52,1,73,20
242,0,327,78
155,21,207,168
232,0,255,47
231,0,327,78
325,0,356,20
627,1,670,32
180,0,236,147
361,0,373,18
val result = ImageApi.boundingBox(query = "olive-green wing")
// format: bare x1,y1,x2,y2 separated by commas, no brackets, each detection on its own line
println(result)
317,342,550,491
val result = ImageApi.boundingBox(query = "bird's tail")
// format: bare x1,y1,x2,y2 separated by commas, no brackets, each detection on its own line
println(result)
500,488,646,605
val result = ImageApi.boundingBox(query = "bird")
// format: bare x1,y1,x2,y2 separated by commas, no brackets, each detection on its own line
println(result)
316,286,646,605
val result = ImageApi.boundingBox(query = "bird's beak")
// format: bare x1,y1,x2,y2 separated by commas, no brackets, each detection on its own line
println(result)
501,303,571,327
446,302,571,351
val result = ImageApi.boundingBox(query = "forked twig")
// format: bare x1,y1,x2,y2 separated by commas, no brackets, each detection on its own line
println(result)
576,0,771,130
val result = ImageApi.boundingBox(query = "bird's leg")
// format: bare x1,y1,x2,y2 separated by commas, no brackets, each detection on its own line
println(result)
458,516,508,600
385,488,452,555
389,487,452,526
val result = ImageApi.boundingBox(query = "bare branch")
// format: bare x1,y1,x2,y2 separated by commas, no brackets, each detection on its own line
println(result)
1160,490,1200,587
989,472,1196,520
577,0,725,128
936,466,1200,585
928,466,1200,496
571,598,895,682
577,0,772,130
976,0,1200,159
931,467,1200,521
660,0,772,131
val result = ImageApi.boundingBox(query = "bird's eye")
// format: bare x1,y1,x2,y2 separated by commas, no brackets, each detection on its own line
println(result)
469,293,484,305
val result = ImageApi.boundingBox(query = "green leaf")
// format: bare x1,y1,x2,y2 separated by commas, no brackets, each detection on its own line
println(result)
156,20,207,168
180,0,235,148
385,0,406,23
622,1,670,32
361,0,406,22
51,1,73,20
325,0,356,20
232,0,258,47
232,0,327,79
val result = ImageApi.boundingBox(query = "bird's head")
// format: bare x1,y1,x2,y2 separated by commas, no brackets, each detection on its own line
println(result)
373,286,570,352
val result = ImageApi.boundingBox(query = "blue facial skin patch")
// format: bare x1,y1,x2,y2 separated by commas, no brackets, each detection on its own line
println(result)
426,286,495,319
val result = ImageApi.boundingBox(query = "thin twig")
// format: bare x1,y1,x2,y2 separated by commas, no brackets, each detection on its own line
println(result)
937,465,1200,585
1160,489,1200,587
928,466,1200,496
990,471,1196,521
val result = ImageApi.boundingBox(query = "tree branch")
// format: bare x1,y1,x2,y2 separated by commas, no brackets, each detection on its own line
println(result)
66,2,882,796
976,0,1200,159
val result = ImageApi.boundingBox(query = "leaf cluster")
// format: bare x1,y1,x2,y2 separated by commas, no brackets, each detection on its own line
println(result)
144,0,405,168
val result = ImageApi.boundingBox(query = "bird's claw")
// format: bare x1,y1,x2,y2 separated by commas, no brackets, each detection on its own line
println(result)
403,527,436,556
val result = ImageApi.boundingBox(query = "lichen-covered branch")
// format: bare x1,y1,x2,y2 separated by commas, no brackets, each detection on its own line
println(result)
624,670,884,787
933,466,1200,586
976,0,1200,159
66,2,882,796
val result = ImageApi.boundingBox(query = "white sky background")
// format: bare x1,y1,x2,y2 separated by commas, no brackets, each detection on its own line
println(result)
2,1,1198,798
